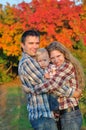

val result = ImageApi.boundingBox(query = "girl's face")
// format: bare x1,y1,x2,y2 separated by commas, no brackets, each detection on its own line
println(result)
37,53,50,69
50,50,65,67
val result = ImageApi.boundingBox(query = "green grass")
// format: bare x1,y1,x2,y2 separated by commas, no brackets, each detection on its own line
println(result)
2,86,33,130
80,102,86,128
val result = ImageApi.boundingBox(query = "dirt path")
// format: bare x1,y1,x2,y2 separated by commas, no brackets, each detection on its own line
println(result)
0,78,22,130
0,77,21,87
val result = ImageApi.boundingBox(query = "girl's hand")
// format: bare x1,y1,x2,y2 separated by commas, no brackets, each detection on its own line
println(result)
44,73,50,79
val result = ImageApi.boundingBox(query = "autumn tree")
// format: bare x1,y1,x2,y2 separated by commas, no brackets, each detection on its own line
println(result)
13,0,86,48
0,4,23,79
0,0,86,81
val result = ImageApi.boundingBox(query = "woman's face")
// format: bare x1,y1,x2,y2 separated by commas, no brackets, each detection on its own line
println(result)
50,50,65,67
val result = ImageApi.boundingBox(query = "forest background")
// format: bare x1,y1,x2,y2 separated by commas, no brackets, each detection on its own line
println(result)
0,0,86,129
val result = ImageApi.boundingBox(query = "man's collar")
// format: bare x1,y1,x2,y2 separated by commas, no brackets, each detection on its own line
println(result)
23,52,36,59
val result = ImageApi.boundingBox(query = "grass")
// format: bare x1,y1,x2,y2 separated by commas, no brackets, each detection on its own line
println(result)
1,85,86,130
80,102,86,128
1,86,33,130
8,86,34,130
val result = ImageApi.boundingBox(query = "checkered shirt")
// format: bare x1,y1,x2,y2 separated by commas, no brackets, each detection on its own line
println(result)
18,52,54,121
33,61,79,110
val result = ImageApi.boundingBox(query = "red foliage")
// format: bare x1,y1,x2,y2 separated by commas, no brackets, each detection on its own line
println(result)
0,0,86,57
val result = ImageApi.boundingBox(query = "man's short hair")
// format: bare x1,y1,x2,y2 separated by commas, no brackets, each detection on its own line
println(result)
21,29,40,44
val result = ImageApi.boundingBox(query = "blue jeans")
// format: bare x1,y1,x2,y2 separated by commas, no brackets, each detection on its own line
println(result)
30,117,58,130
48,94,59,111
60,109,82,130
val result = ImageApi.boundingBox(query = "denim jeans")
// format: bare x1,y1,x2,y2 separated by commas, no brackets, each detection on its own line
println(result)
60,109,82,130
48,94,59,111
30,117,58,130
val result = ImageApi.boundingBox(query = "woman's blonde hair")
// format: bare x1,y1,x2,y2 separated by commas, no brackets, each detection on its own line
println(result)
46,41,85,89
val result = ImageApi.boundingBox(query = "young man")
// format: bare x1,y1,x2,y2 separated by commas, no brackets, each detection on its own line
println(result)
18,29,58,130
18,29,82,130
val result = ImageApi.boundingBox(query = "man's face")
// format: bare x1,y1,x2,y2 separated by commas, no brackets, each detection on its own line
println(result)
21,36,40,56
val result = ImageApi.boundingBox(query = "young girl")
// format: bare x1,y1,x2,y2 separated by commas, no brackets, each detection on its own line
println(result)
46,41,85,130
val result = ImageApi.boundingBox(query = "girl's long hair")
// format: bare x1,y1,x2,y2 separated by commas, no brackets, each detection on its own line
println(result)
46,41,85,89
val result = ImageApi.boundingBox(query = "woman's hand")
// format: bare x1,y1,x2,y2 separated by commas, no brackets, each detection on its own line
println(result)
73,89,82,98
